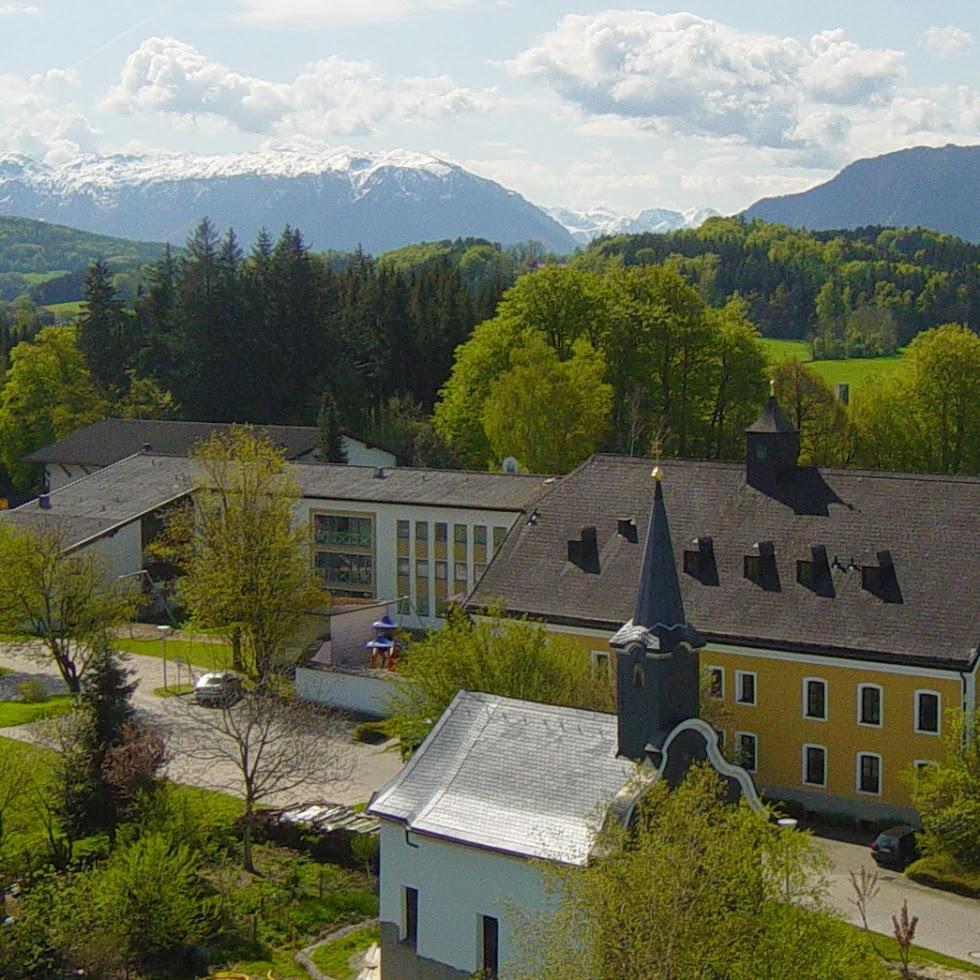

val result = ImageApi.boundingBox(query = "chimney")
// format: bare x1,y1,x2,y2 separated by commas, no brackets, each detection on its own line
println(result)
38,493,51,510
141,442,153,453
374,466,385,480
567,526,599,573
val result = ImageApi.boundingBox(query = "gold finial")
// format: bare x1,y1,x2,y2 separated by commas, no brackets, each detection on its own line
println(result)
769,378,776,397
651,466,662,481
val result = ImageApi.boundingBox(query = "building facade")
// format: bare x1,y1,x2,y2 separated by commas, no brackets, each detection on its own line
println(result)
468,395,980,822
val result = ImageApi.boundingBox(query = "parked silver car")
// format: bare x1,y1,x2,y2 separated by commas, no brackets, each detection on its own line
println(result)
193,671,243,707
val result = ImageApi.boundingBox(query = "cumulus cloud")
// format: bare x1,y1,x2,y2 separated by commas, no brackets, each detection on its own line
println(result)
506,11,904,154
0,68,100,163
104,36,493,137
921,25,974,59
229,0,472,27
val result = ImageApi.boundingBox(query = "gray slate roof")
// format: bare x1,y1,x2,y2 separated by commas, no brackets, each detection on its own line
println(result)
296,463,551,512
24,418,322,466
368,691,634,864
468,455,980,669
2,454,548,550
3,454,192,548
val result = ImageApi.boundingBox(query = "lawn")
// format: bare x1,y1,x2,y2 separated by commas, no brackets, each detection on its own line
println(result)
311,925,380,979
43,300,86,318
0,694,72,727
761,337,907,389
853,924,980,975
20,270,69,285
115,634,233,671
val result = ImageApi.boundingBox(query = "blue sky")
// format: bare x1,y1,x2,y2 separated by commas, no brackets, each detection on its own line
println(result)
2,1,978,214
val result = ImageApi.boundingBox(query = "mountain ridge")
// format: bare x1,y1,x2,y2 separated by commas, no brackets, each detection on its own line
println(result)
0,147,577,255
743,143,980,243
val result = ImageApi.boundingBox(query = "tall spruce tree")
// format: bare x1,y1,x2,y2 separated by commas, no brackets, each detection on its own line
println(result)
317,391,347,463
78,260,132,392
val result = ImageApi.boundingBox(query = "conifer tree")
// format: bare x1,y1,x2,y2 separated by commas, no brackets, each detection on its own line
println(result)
317,390,347,463
78,259,132,392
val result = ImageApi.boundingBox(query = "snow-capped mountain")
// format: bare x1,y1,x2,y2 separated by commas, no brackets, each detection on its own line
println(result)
0,148,577,254
545,204,720,245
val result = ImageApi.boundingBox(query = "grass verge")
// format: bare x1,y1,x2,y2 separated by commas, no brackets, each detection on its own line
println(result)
115,635,232,671
151,683,194,698
311,925,380,979
0,694,72,727
907,853,980,899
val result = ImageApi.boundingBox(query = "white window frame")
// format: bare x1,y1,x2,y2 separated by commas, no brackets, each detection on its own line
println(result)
856,752,882,796
801,743,828,788
914,689,942,735
706,665,725,700
856,683,884,728
735,731,757,772
735,670,757,706
802,677,828,721
913,759,936,786
590,650,611,680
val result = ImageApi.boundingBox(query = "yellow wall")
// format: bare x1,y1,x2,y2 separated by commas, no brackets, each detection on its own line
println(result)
545,626,962,812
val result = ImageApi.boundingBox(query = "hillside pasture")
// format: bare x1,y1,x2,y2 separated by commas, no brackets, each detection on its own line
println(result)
760,338,906,389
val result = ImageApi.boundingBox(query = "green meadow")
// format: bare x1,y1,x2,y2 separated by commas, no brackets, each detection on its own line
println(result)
760,338,906,389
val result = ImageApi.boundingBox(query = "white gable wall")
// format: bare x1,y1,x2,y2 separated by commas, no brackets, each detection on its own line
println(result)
340,436,398,468
46,463,100,491
378,818,548,976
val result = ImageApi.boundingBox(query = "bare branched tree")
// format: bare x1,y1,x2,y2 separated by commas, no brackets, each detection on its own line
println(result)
174,688,353,872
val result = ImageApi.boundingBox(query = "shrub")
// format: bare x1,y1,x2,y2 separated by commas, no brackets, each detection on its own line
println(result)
906,854,980,899
17,678,48,703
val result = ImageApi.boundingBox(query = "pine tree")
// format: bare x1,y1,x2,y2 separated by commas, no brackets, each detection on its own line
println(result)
317,391,347,463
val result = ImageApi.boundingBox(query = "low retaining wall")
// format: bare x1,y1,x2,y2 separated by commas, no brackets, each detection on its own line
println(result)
296,664,396,718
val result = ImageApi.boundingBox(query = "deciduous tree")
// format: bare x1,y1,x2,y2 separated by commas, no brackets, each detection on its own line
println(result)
481,334,613,473
0,526,136,692
160,426,328,677
385,612,614,754
0,326,106,489
514,765,887,980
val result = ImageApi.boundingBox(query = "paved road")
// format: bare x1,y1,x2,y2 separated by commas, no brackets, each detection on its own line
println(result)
0,643,402,808
818,832,980,965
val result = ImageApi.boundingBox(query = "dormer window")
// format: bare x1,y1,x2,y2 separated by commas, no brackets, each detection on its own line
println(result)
744,541,777,589
797,545,832,594
862,550,899,602
683,536,717,584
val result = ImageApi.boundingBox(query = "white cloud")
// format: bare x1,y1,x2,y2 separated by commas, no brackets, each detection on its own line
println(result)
506,11,904,155
0,68,100,163
229,0,472,27
104,36,493,138
921,25,974,60
0,3,40,14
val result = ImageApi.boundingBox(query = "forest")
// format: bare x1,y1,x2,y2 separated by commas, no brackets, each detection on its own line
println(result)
0,216,978,495
582,218,980,352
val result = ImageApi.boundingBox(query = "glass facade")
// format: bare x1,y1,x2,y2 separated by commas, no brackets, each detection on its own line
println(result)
313,512,375,597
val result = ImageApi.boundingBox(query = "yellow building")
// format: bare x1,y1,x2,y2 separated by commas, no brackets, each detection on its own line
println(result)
467,394,979,823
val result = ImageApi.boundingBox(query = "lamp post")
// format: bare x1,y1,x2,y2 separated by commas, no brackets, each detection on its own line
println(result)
157,623,173,690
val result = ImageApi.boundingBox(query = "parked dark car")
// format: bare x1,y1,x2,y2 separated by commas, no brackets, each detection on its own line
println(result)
871,825,918,868
193,671,243,707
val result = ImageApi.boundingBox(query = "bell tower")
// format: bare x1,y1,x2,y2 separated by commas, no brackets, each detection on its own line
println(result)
745,382,799,491
611,468,704,762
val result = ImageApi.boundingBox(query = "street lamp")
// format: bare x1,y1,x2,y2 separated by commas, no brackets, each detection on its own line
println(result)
157,623,173,689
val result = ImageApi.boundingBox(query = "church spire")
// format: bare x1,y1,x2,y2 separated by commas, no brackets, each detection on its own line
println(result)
619,468,704,652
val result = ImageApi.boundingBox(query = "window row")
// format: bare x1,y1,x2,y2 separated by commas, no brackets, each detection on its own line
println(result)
402,886,498,977
707,666,942,734
397,520,506,551
726,737,934,796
